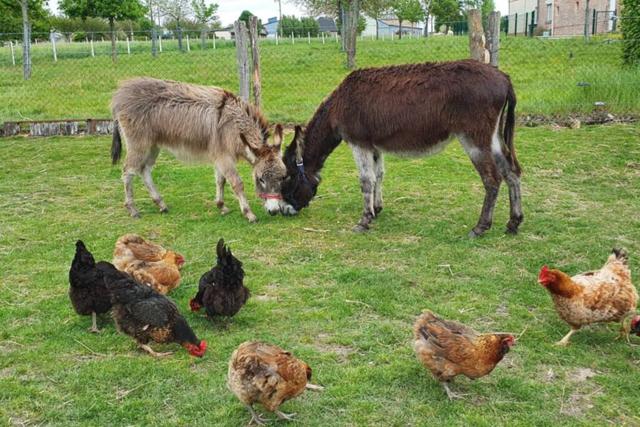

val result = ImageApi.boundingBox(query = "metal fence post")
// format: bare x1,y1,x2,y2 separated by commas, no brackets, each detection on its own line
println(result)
151,27,158,57
51,31,57,62
10,41,16,66
514,14,518,35
592,9,597,34
186,34,190,51
234,20,250,102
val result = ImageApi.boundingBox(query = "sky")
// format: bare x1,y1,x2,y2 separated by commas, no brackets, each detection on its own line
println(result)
46,0,509,25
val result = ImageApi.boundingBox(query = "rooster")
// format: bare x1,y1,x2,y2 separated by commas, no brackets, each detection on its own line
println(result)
538,248,638,346
227,341,323,425
69,240,119,333
113,234,184,295
190,239,249,319
413,310,515,399
100,262,206,357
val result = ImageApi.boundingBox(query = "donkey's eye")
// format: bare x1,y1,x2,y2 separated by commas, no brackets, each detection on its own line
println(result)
259,177,266,186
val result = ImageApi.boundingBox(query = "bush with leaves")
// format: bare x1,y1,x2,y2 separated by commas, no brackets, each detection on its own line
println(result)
622,0,640,65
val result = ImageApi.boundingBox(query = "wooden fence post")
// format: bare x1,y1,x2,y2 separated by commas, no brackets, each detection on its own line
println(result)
10,41,15,66
249,16,262,108
487,11,501,66
90,38,95,57
468,9,488,63
126,36,131,54
234,20,250,102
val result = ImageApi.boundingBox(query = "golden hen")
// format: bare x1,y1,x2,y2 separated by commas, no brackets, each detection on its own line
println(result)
113,234,184,295
227,341,322,425
413,310,515,399
538,248,638,345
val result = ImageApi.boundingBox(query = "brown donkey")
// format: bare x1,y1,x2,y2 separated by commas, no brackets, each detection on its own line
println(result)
111,77,286,222
281,60,523,237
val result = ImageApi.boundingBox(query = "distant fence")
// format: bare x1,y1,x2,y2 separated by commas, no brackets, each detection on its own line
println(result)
0,23,639,130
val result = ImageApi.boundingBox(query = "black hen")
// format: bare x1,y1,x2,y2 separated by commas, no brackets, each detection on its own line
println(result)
69,240,116,333
190,239,249,318
100,262,207,357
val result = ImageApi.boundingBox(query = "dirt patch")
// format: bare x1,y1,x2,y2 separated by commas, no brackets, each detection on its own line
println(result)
567,367,598,383
519,112,638,128
559,367,603,417
314,333,357,363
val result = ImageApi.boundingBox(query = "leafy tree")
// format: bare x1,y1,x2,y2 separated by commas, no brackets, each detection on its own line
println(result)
362,0,392,38
430,0,461,33
157,0,192,50
278,15,319,37
622,0,640,65
391,0,424,38
0,0,50,36
192,0,218,27
60,0,146,62
238,10,264,31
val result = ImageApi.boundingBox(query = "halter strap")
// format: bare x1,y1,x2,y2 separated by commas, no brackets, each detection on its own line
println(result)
297,161,309,183
258,193,283,200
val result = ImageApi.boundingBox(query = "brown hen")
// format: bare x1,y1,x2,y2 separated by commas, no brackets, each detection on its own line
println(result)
413,310,515,399
538,248,638,345
227,341,322,425
113,234,184,295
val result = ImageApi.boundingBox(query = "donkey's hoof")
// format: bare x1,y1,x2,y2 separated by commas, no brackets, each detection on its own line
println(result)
352,224,369,233
219,206,230,215
159,207,169,214
505,226,519,235
130,211,141,219
246,213,258,223
374,206,383,216
468,229,485,238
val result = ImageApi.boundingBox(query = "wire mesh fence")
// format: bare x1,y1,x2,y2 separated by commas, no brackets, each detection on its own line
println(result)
1,26,639,128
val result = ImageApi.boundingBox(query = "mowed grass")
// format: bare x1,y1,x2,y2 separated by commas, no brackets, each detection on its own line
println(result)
1,36,639,124
1,124,640,425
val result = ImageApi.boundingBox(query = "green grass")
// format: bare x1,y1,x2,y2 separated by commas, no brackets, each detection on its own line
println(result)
1,124,639,425
1,36,639,124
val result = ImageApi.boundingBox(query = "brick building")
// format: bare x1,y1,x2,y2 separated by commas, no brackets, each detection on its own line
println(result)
509,0,617,36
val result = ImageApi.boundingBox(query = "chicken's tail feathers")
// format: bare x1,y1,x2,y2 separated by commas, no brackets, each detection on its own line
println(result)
612,248,629,264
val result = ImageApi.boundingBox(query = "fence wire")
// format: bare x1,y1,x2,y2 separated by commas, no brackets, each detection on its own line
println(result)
0,27,639,126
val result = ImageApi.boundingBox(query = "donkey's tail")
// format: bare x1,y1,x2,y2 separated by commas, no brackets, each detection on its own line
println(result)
502,83,521,176
111,120,122,165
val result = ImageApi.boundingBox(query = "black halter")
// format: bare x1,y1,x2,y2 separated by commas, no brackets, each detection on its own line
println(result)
296,161,309,183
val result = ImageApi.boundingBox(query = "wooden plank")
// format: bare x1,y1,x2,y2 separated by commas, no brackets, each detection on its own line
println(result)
487,11,501,67
468,9,489,63
233,20,250,102
249,16,262,108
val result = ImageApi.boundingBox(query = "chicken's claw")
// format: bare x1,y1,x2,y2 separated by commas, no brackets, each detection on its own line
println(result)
275,410,296,421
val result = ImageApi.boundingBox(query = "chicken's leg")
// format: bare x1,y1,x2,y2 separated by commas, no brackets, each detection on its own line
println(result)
88,312,100,333
555,328,579,346
442,382,466,400
246,405,269,425
275,410,296,421
139,344,173,357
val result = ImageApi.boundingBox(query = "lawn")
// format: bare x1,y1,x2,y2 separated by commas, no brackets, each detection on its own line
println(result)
1,36,639,124
1,124,639,425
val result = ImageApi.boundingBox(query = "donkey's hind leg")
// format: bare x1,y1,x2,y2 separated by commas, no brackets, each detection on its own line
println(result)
141,146,168,214
373,150,385,216
216,160,257,223
214,166,230,215
491,130,524,234
350,144,377,232
459,134,502,238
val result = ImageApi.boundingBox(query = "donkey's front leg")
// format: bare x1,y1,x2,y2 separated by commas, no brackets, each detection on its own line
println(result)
214,167,230,215
218,163,257,223
373,150,384,216
350,144,377,233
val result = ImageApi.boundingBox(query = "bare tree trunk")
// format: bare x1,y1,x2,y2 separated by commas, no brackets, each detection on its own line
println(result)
177,21,183,51
152,27,158,56
346,0,359,69
21,0,31,80
424,13,429,37
468,9,488,63
375,17,379,39
109,17,117,63
398,19,403,39
340,1,347,52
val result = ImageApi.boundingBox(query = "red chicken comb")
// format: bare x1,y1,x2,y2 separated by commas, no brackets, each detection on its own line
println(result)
189,299,201,312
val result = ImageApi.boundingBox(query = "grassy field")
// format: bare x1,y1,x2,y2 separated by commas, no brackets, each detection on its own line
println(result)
1,36,639,124
1,124,639,425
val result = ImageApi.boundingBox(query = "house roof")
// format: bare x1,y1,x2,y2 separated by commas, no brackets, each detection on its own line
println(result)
379,18,422,30
317,16,338,32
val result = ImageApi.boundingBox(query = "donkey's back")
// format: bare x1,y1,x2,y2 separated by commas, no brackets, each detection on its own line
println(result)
112,77,229,156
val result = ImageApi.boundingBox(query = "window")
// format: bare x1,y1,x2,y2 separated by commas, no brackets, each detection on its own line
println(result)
546,3,552,23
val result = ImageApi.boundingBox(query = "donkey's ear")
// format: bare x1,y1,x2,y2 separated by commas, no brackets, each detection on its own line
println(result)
216,238,225,259
293,125,305,163
272,124,283,149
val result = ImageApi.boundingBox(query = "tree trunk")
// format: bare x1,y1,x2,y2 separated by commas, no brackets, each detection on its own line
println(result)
201,29,206,49
21,0,31,80
398,19,403,39
424,13,429,37
109,17,117,63
340,1,347,52
346,0,359,69
151,26,158,57
177,20,183,51
375,17,379,39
